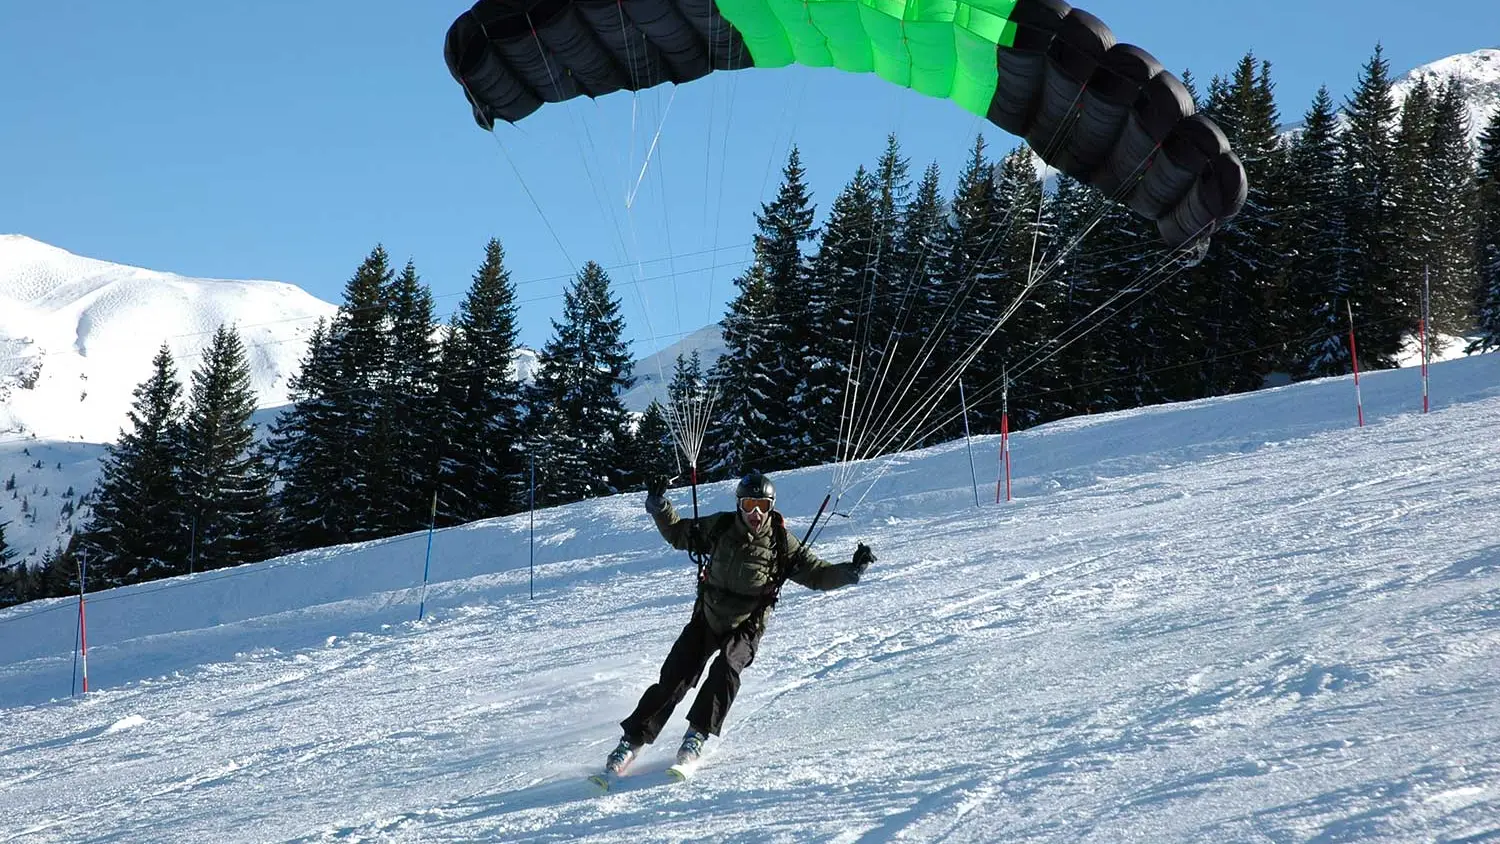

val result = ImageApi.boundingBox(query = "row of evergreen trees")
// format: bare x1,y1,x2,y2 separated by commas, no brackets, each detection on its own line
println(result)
5,46,1500,605
704,48,1500,474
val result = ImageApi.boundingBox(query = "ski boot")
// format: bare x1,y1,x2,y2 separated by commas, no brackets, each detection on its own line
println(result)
668,727,709,780
589,735,641,791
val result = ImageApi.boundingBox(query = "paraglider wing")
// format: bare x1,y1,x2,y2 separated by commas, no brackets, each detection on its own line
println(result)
444,0,1247,246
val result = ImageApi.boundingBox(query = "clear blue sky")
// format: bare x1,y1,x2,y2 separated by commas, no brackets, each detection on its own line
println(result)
2,1,1496,354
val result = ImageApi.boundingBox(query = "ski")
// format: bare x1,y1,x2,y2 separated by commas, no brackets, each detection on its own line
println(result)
587,771,620,792
665,759,701,781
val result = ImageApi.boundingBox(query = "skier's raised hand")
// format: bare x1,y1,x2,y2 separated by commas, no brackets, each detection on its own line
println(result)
647,474,669,499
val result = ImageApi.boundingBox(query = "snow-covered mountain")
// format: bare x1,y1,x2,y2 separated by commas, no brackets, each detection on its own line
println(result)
623,323,727,413
2,349,1497,841
0,235,339,443
0,235,340,563
1393,49,1500,144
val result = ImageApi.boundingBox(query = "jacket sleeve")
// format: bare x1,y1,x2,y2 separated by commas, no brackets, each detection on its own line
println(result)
649,498,716,558
782,531,861,590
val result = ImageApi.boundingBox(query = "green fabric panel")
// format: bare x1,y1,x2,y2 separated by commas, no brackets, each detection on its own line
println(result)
713,0,1019,118
763,0,837,67
807,0,876,73
712,0,797,66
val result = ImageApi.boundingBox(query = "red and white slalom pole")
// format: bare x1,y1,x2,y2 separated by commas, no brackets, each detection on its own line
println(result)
1421,266,1431,414
1348,302,1364,428
997,375,1013,503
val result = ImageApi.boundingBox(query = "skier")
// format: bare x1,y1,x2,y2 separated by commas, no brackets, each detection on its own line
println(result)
600,470,875,780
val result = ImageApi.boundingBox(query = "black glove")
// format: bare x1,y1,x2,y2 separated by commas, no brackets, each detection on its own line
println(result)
852,543,876,578
646,474,669,499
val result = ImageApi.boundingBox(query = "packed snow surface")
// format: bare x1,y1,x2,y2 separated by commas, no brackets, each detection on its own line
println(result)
1,349,1498,842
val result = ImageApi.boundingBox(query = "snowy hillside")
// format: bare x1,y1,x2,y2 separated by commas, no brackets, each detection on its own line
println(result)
0,235,338,443
0,235,339,563
1393,48,1500,144
2,350,1497,842
622,323,727,413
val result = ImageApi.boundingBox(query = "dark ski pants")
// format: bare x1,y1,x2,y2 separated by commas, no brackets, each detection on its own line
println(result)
620,609,762,745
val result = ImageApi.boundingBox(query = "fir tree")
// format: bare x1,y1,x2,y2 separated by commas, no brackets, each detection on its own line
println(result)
367,258,441,535
268,247,393,549
626,400,677,488
705,262,779,478
1425,79,1478,333
1392,78,1439,314
929,136,1003,440
1194,54,1287,395
1340,45,1409,368
526,261,634,505
1470,108,1500,353
80,344,187,584
180,326,277,572
988,145,1061,427
871,161,947,450
1284,86,1352,378
436,239,526,524
709,148,817,475
264,320,345,552
804,165,881,465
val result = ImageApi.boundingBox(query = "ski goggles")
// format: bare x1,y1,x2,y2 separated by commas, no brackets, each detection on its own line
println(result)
738,497,773,514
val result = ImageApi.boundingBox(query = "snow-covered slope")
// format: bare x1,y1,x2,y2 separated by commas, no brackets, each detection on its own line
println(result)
0,235,338,443
0,235,338,562
2,350,1497,842
1393,48,1500,144
623,323,727,413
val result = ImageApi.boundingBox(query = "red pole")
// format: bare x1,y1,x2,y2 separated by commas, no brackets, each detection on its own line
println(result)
997,374,1012,503
1348,302,1364,428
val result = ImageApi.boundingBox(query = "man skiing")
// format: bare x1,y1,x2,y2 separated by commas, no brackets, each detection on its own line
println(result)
602,470,874,780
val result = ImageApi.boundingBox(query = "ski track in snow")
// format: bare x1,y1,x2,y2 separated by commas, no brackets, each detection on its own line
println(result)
3,357,1500,842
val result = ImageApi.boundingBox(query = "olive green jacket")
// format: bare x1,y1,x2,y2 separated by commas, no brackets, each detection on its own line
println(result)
649,497,860,634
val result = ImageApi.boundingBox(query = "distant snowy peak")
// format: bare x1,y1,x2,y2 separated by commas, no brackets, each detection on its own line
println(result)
0,235,338,443
1392,49,1500,143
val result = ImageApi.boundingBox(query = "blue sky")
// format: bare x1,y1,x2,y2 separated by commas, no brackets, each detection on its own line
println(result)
2,1,1496,354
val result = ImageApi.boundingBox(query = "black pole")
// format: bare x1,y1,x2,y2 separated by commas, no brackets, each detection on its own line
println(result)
801,493,832,548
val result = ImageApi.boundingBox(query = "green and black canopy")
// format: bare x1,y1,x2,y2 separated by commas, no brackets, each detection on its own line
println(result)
444,0,1247,247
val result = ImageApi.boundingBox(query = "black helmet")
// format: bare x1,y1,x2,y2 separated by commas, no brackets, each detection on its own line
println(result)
735,471,775,502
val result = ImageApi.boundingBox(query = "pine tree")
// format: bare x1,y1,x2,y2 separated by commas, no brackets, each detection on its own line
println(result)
436,239,527,524
367,259,441,535
526,261,634,505
1284,86,1351,378
872,162,948,449
1392,78,1439,316
1470,108,1500,353
1425,79,1479,333
1340,45,1410,368
180,326,277,572
264,319,347,552
0,521,16,607
987,145,1059,427
1044,174,1120,416
705,262,779,478
80,344,187,584
930,136,1003,440
627,400,677,487
268,247,393,550
1194,55,1287,395
804,165,880,465
710,148,817,475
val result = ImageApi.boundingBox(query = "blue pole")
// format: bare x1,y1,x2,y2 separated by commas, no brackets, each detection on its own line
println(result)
418,489,438,621
529,453,536,600
71,583,80,697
